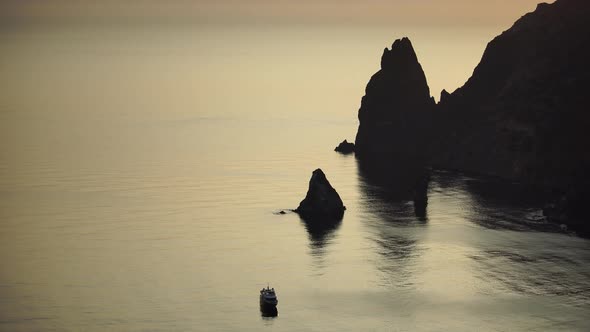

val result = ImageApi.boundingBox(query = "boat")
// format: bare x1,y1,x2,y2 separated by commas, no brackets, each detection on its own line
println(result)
259,285,278,308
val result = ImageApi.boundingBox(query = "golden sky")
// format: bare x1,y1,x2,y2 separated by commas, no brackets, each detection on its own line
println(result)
1,0,551,106
3,0,549,27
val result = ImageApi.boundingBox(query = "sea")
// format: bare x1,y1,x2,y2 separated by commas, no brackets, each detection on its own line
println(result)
1,21,589,331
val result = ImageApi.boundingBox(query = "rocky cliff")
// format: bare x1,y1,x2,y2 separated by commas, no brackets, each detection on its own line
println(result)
434,0,590,187
352,0,590,234
354,37,435,167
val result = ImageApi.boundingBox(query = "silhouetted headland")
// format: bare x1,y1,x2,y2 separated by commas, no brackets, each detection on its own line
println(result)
348,0,590,235
433,0,590,187
295,169,346,220
434,0,590,235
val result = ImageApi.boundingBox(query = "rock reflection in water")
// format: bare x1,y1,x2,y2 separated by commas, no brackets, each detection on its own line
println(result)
463,175,557,232
299,216,342,265
413,174,429,221
469,243,590,307
373,232,421,289
430,170,560,232
300,217,342,248
356,161,430,288
357,159,430,224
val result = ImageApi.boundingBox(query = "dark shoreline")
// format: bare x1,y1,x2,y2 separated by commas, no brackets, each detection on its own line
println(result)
346,0,590,236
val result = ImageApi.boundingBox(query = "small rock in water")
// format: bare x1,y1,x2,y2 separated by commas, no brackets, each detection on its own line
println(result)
334,139,355,154
295,168,345,220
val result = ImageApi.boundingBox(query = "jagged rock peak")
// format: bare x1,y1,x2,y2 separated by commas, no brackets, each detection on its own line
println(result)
381,37,419,71
354,36,434,161
439,89,451,104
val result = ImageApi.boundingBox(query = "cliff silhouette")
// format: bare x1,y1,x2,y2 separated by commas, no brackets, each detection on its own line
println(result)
435,0,590,186
355,37,435,166
352,0,590,234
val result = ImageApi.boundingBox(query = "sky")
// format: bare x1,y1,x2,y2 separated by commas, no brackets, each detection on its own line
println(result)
0,0,550,114
0,0,555,189
2,0,548,28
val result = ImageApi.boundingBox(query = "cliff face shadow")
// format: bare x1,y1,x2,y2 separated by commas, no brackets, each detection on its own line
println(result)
356,159,429,288
356,158,430,223
464,175,546,208
372,231,422,289
462,175,556,232
428,170,559,233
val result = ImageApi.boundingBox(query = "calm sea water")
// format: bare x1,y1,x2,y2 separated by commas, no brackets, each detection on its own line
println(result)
1,23,590,331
